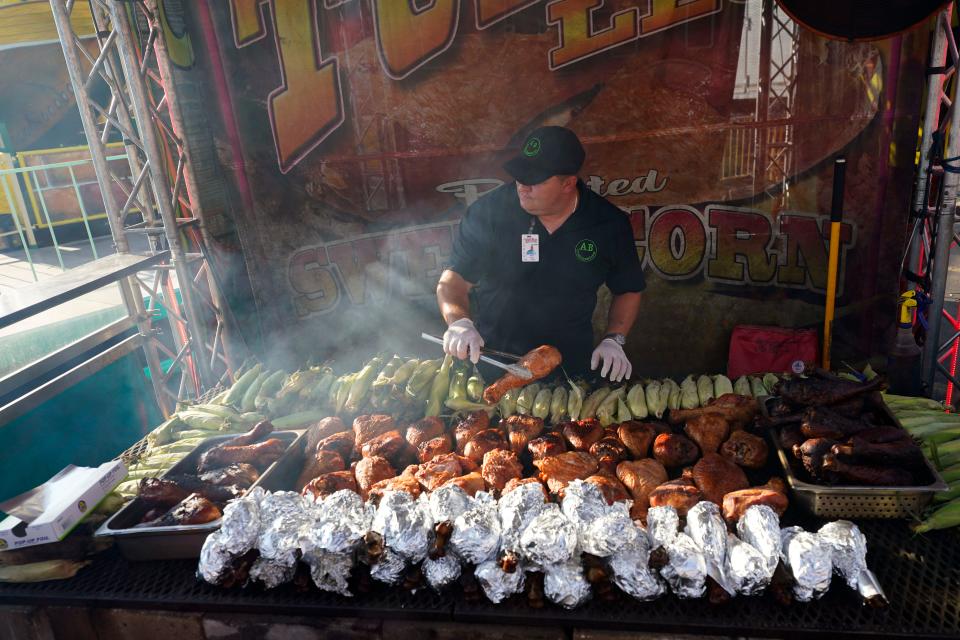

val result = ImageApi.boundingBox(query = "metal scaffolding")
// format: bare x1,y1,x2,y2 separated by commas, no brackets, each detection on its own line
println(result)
905,4,960,403
755,0,800,207
48,0,233,413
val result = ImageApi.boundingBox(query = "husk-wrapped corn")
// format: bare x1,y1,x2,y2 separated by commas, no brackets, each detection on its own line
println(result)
645,381,666,418
517,384,542,416
733,376,752,396
550,386,569,423
762,373,780,395
664,378,681,411
713,374,733,398
679,375,699,409
626,383,648,418
617,396,632,423
696,375,714,407
749,376,766,397
597,386,626,426
532,388,553,419
580,387,611,419
499,388,520,417
567,381,585,420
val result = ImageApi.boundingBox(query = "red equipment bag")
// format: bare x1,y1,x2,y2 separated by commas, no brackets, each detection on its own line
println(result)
727,325,819,379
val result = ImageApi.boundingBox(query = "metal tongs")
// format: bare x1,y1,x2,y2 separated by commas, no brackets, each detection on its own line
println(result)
420,333,533,380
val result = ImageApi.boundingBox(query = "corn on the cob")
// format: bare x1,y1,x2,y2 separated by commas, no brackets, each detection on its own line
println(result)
346,357,383,414
626,383,648,418
696,375,714,407
713,374,733,397
597,386,625,426
655,380,672,417
499,388,520,417
532,387,553,419
645,381,664,418
663,378,681,411
224,363,262,408
617,396,632,423
581,387,611,420
679,376,699,410
336,373,357,414
733,376,752,396
406,359,441,400
272,410,328,429
762,373,779,395
516,384,542,416
425,355,455,417
567,381,585,420
749,376,766,397
466,367,484,402
912,499,960,533
390,358,421,387
550,386,569,423
241,371,270,412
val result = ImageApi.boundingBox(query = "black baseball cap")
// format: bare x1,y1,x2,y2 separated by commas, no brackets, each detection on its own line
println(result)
503,126,585,186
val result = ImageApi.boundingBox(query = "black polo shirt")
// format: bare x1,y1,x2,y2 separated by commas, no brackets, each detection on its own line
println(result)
448,180,645,376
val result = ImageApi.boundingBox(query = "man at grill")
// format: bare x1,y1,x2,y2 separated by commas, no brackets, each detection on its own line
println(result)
435,126,645,382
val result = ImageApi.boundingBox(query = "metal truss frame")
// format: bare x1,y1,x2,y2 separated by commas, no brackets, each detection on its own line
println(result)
904,4,960,403
48,0,232,413
755,0,800,206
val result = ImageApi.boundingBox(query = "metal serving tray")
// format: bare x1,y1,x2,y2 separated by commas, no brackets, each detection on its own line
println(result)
765,396,948,519
94,430,299,561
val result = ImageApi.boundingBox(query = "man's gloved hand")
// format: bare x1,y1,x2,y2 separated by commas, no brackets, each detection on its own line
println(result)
591,338,632,382
443,318,484,363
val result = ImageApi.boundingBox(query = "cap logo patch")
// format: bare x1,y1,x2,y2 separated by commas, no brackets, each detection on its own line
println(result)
523,137,541,157
575,239,597,262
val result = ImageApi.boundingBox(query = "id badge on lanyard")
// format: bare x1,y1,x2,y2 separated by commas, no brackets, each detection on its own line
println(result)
521,218,539,262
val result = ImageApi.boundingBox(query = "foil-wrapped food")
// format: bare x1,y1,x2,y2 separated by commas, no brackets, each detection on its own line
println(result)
660,532,707,599
780,526,833,602
646,505,680,549
544,560,592,609
519,503,579,568
607,525,665,601
818,520,887,607
685,501,733,596
450,492,502,564
475,559,526,603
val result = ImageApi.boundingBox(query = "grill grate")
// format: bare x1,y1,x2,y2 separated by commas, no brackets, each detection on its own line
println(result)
0,522,957,638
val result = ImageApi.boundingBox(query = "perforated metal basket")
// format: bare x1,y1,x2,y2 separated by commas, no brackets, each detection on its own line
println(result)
767,397,948,519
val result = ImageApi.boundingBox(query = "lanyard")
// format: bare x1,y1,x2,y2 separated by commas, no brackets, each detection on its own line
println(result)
522,216,539,262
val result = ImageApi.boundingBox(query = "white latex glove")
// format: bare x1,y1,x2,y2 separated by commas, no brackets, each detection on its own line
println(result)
443,318,484,364
591,338,632,382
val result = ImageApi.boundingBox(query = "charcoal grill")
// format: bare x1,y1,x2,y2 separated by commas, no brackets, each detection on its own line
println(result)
1,520,957,639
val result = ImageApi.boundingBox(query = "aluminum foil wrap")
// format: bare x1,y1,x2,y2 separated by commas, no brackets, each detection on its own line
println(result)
428,484,474,525
780,526,833,602
475,559,526,603
817,520,866,590
519,503,579,567
198,530,232,585
249,555,297,589
818,520,887,605
736,505,781,577
660,532,707,599
560,479,608,527
582,502,637,557
303,549,354,596
646,505,680,549
607,525,665,601
498,482,547,555
302,489,373,555
450,492,502,564
370,546,407,584
724,533,767,596
685,501,733,595
219,487,265,555
256,491,310,584
372,490,432,562
544,560,592,609
423,553,462,591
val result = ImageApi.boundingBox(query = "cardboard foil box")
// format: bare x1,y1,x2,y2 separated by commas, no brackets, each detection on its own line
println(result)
0,460,127,550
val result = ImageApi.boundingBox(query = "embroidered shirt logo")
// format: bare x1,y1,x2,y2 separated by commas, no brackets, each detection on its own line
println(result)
575,239,597,262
